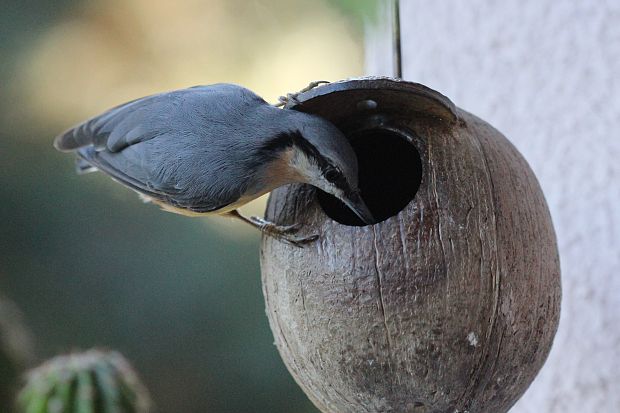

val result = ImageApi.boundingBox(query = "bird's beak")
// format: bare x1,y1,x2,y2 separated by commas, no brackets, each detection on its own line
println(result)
343,191,375,225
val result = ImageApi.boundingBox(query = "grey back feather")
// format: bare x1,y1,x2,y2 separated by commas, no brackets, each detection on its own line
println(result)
55,84,295,212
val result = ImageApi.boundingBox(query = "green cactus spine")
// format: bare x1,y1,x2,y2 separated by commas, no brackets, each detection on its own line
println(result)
18,349,150,413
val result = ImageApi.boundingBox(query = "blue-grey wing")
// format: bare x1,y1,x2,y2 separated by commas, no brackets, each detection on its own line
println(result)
54,84,269,212
54,84,266,152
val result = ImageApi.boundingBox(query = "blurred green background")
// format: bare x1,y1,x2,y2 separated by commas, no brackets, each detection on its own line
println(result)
0,0,378,411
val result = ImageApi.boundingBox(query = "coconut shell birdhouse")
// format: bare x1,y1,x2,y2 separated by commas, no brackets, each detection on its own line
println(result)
260,78,561,413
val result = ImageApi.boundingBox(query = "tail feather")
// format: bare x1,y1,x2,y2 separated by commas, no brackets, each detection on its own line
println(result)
54,121,95,152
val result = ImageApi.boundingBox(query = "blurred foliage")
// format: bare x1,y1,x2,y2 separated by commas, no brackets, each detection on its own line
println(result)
0,0,367,412
6,0,363,140
325,0,380,24
18,349,150,413
0,297,35,412
0,0,80,79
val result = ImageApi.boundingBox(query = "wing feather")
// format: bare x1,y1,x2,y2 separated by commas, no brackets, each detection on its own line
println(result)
54,84,267,213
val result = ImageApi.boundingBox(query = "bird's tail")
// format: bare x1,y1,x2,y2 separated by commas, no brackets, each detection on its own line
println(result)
53,121,96,152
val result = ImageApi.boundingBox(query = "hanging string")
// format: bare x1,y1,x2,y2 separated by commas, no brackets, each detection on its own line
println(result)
392,0,402,79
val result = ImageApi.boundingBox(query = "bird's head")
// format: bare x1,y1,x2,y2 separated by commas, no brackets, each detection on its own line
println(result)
261,113,375,225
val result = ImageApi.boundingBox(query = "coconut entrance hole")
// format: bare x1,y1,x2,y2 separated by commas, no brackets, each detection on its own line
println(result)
318,129,423,226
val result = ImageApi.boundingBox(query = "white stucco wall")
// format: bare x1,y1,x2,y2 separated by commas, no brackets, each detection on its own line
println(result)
366,1,620,412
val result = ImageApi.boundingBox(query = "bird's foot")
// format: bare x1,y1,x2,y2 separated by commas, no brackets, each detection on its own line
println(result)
250,216,301,233
249,216,319,247
274,80,330,107
274,93,299,108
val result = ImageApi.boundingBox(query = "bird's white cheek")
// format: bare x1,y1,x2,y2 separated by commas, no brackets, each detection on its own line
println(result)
288,151,321,184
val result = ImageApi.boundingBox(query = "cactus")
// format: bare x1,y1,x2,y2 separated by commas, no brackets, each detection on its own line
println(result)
17,349,151,413
0,296,35,412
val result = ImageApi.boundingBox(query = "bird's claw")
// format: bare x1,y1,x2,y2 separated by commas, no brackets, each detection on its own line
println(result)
280,233,320,248
276,222,303,234
250,216,300,233
299,80,330,93
275,93,300,108
250,216,318,247
274,80,330,107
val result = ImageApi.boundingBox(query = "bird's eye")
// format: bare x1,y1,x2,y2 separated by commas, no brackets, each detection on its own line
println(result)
324,168,340,183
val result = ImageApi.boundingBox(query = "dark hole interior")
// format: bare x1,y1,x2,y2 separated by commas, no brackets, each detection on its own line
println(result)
318,129,423,226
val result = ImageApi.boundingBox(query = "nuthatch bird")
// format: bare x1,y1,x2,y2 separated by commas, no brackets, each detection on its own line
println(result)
54,83,374,245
